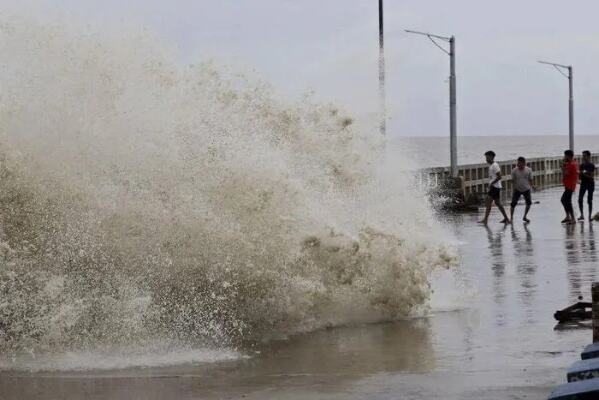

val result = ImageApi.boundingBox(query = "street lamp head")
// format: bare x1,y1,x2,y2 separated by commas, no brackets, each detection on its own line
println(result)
404,29,451,41
538,60,570,69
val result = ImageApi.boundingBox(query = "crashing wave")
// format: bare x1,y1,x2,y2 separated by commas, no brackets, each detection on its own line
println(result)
0,17,455,358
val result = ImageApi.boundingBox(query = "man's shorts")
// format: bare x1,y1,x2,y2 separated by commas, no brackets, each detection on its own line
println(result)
511,189,532,207
488,186,501,201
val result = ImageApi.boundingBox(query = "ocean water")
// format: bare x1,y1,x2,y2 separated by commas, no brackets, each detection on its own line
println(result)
390,135,599,168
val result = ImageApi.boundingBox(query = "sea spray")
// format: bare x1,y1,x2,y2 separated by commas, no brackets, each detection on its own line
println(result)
0,17,456,364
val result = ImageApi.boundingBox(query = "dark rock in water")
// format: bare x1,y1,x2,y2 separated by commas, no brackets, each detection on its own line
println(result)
431,176,479,212
554,302,592,323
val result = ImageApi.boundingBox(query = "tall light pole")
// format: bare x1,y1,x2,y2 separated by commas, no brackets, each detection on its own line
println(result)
405,30,458,177
538,60,574,151
378,0,386,136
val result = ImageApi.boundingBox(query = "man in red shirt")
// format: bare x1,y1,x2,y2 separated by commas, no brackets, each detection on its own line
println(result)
561,149,578,224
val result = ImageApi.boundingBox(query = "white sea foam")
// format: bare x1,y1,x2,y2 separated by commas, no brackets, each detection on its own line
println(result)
0,346,241,372
0,15,457,368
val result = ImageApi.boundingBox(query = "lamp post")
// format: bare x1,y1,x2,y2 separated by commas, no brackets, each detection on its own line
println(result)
378,0,386,136
405,30,458,177
538,60,574,151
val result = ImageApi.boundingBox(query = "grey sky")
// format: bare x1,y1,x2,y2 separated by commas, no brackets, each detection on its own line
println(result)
7,0,599,138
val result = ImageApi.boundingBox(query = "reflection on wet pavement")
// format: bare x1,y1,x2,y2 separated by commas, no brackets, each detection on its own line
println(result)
512,224,536,319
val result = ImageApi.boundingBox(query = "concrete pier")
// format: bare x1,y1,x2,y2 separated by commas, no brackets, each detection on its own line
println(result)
420,153,599,204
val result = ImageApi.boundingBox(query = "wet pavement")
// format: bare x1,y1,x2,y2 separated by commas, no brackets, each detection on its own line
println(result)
1,186,596,399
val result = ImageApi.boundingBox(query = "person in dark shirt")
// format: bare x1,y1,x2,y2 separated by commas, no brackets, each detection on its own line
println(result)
578,150,595,221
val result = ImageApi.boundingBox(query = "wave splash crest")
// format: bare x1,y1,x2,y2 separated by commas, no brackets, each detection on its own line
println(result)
0,18,455,360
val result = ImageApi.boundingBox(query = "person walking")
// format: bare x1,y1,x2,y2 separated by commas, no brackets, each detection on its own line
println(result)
510,157,535,223
479,150,510,225
578,150,595,221
561,150,578,224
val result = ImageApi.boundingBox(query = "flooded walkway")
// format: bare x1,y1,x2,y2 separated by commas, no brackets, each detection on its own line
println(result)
1,186,596,400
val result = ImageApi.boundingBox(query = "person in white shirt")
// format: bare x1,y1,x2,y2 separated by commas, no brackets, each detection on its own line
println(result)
510,156,535,223
479,150,510,225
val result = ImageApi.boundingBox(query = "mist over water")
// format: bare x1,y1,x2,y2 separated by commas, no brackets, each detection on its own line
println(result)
0,17,455,370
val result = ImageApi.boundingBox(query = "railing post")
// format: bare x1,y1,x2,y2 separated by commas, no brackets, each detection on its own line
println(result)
593,282,599,342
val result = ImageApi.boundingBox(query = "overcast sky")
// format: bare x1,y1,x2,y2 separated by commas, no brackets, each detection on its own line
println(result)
6,0,599,138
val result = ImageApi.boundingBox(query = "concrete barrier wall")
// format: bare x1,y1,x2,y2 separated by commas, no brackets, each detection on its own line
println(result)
419,154,599,200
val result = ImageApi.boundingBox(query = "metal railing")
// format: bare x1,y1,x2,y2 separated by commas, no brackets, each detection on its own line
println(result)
419,154,599,199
